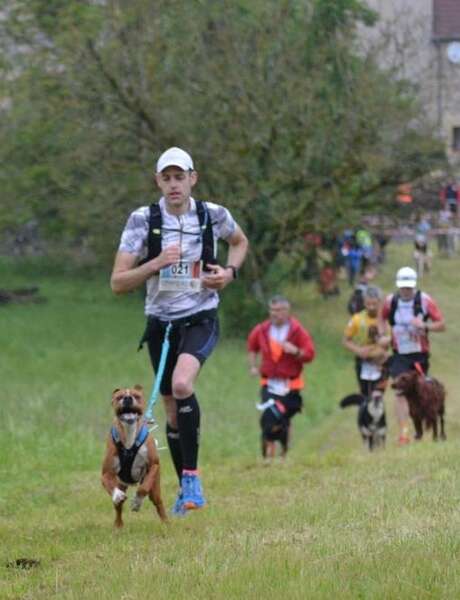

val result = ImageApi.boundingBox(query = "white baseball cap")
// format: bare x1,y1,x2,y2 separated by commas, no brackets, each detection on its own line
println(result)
156,147,194,173
395,266,417,288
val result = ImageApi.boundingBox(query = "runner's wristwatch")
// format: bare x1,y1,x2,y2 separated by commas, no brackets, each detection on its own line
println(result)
225,265,238,279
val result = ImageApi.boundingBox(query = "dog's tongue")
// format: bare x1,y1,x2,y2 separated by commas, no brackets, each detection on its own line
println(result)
120,412,138,425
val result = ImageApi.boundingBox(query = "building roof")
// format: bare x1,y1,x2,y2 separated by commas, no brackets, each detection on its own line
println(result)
433,0,460,41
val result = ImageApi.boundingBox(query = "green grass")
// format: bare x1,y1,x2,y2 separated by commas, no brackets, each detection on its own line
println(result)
1,244,460,599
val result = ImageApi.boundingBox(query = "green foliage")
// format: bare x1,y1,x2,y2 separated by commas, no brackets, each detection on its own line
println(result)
0,0,446,284
219,278,266,336
309,0,377,40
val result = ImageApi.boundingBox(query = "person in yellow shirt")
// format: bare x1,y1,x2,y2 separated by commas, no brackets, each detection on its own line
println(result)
343,286,389,397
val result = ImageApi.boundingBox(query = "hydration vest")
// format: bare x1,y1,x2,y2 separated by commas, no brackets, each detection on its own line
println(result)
388,290,426,326
141,200,216,269
111,424,149,485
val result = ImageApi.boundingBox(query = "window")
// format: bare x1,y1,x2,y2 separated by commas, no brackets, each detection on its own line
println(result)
452,127,460,151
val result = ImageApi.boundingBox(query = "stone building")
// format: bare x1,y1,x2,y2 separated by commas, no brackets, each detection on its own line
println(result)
365,0,460,169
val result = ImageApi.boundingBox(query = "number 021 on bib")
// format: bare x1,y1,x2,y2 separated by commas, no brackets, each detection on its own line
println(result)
159,261,203,292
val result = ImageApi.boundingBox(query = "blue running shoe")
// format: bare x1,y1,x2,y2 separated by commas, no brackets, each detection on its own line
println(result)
171,490,186,517
181,473,206,510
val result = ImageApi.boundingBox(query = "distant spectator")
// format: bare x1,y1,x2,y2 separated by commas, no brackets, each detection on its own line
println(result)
302,232,322,280
413,214,432,276
342,235,363,287
374,232,389,264
437,207,454,257
416,213,431,235
347,265,377,315
356,228,374,268
440,181,459,216
317,237,340,298
318,263,340,298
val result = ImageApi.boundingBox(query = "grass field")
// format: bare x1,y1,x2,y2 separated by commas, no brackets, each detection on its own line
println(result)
1,243,459,599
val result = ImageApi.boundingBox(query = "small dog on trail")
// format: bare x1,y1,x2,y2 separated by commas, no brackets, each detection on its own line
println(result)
101,385,167,528
391,370,446,441
340,389,387,450
258,398,290,460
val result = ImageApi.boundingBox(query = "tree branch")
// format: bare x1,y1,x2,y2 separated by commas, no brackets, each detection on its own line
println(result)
85,39,157,138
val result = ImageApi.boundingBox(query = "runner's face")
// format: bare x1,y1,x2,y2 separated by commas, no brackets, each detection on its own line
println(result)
399,287,415,301
155,166,197,211
269,303,290,326
364,297,380,317
363,267,376,282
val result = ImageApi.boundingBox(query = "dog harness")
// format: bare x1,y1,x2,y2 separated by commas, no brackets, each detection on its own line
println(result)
111,425,149,485
266,399,287,419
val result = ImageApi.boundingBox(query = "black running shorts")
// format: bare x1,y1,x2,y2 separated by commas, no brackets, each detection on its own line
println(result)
142,311,219,396
389,352,429,378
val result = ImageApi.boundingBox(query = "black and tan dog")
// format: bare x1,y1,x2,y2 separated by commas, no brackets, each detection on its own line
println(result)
258,398,290,460
340,389,387,451
101,385,167,528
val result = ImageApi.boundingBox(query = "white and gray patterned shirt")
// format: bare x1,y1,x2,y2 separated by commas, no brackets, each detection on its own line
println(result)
118,197,237,319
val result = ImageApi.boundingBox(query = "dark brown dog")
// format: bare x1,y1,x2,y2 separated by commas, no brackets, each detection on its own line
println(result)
391,371,446,441
101,385,167,528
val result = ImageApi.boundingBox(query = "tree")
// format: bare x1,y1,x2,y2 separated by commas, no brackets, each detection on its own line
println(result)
0,0,445,288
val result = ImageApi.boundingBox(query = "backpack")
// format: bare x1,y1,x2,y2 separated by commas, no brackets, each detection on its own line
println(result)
140,200,216,269
388,290,426,326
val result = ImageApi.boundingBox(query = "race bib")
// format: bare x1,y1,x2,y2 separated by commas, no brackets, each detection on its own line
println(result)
159,261,202,292
360,361,382,381
394,325,422,354
267,378,290,396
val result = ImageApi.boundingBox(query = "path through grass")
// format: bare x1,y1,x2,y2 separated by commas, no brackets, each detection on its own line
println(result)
1,244,459,599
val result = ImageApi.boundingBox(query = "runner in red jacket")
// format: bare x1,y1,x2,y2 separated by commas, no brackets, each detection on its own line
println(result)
247,295,315,460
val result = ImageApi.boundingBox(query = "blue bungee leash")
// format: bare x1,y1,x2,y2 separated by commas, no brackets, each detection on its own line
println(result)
145,323,172,442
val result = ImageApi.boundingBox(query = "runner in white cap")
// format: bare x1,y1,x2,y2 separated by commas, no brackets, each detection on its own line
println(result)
111,147,248,514
379,266,445,445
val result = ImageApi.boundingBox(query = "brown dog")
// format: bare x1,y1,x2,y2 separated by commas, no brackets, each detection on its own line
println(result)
101,385,167,527
391,371,446,441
